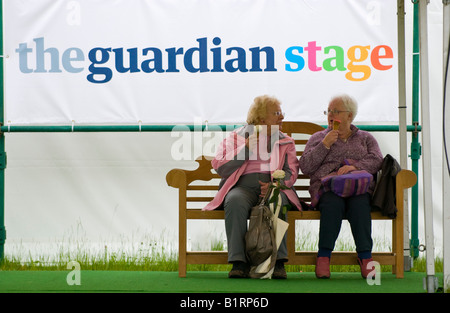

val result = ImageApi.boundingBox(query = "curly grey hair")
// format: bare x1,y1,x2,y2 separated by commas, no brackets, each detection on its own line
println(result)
246,95,281,125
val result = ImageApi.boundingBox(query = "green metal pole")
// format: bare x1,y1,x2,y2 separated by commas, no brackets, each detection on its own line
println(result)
410,1,421,259
0,0,6,262
0,124,420,133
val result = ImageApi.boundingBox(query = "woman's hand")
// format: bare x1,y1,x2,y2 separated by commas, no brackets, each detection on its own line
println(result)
322,130,339,149
259,181,271,197
337,165,357,175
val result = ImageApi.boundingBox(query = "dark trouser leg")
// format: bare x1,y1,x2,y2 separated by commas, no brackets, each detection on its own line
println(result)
346,193,373,256
318,191,346,255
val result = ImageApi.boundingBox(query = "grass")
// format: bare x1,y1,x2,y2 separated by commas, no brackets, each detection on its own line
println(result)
0,228,444,274
1,228,446,294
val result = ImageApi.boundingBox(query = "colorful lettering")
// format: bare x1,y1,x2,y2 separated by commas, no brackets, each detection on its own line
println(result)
15,37,394,84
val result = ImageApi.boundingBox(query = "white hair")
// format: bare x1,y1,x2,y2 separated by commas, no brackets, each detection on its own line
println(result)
330,94,358,121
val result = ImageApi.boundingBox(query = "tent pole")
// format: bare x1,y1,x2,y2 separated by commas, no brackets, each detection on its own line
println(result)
0,0,5,263
410,0,422,261
442,0,450,294
419,0,437,293
397,0,411,271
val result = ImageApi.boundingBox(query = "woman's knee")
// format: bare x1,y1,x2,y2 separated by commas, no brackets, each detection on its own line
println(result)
346,193,372,220
224,187,257,216
318,192,345,216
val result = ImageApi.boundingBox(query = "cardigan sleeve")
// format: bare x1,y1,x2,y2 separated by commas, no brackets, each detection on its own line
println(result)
351,132,383,174
281,139,299,188
211,128,250,179
299,130,333,175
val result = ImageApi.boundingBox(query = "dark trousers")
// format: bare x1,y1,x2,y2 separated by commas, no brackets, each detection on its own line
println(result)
318,191,373,254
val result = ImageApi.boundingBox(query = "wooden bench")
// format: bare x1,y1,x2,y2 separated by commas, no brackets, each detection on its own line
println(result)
166,121,417,278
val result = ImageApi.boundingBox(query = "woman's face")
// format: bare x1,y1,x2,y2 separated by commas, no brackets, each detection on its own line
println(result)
261,102,284,130
326,98,353,130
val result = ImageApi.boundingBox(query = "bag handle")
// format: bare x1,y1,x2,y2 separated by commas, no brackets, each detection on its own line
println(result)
259,183,283,218
259,180,279,205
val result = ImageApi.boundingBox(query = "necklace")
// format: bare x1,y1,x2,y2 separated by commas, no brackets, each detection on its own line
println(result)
340,129,352,142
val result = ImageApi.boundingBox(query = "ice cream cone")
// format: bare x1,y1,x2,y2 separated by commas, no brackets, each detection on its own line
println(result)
333,119,341,130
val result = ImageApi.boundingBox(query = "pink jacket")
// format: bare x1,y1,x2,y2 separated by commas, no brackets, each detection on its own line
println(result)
203,125,302,211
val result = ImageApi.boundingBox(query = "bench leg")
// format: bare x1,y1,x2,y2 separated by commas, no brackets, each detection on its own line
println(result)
287,212,296,262
179,197,187,278
179,254,187,278
393,213,404,278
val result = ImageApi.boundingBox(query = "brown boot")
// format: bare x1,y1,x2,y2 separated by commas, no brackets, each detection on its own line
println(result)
272,261,287,279
228,261,250,278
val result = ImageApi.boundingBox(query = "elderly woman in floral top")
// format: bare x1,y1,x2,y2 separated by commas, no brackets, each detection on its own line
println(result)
204,95,301,279
299,94,383,279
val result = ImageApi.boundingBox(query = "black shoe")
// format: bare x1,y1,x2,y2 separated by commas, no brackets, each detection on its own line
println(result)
228,261,250,278
272,261,287,279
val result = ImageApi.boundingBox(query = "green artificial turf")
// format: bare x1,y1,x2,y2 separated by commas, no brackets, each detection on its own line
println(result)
0,270,443,293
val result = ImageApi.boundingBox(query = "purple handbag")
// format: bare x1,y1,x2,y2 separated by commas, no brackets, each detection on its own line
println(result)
321,170,373,198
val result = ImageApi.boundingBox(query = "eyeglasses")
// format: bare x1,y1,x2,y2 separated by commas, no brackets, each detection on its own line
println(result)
324,109,350,116
273,111,285,116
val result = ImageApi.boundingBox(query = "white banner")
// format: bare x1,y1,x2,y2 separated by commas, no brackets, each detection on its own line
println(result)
3,0,398,125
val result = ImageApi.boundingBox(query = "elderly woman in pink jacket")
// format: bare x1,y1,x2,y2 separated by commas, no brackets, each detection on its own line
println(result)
203,95,302,279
